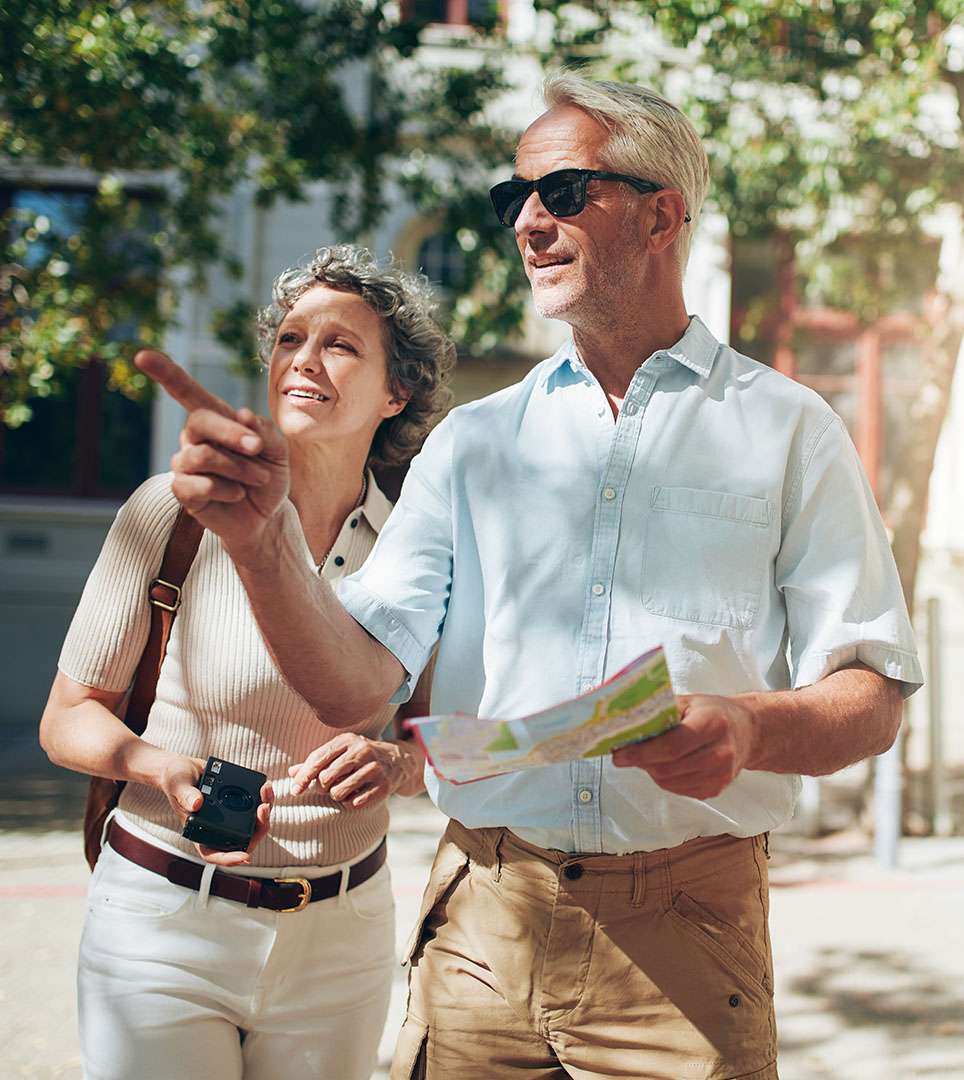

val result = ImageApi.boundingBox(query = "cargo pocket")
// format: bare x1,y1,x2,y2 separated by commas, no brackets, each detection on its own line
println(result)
391,1017,428,1080
402,836,471,966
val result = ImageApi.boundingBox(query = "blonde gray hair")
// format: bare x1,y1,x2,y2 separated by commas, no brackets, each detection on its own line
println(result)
542,72,709,268
257,245,455,467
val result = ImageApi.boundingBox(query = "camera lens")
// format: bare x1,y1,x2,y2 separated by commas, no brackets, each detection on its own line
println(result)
218,785,255,812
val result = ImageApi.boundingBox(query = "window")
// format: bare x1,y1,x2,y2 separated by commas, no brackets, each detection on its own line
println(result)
417,232,466,293
0,185,155,498
402,0,501,28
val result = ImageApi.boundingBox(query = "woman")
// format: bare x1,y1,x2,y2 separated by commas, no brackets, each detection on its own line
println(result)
39,245,454,1080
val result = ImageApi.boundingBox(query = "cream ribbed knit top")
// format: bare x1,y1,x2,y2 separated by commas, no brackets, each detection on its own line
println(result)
59,471,410,867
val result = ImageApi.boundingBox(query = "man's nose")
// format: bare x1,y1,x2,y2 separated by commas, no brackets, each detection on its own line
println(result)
513,188,555,240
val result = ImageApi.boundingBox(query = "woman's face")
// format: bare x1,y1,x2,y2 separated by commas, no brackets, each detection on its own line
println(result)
268,285,404,452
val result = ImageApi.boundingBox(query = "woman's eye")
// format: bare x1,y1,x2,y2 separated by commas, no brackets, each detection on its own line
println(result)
278,331,299,345
330,340,357,353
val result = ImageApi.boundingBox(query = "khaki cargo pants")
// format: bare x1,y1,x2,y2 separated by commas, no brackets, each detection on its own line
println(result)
392,821,778,1080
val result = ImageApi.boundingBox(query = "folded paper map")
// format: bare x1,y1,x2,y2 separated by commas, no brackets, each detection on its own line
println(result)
407,646,679,784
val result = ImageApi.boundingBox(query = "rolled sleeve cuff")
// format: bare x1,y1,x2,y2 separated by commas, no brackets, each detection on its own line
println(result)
335,578,430,705
793,642,924,699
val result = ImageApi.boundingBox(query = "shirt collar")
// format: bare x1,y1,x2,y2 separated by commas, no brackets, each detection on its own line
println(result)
358,467,392,534
656,314,720,378
538,314,720,390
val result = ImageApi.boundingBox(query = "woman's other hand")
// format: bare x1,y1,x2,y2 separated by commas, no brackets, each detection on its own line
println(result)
157,754,274,867
288,733,424,808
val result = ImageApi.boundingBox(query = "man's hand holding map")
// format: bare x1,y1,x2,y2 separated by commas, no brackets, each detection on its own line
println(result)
406,646,678,784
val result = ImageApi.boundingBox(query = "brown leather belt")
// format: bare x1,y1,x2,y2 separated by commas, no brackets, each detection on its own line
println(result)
106,820,387,913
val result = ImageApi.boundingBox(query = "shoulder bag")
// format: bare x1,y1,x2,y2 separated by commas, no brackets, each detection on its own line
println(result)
82,508,204,870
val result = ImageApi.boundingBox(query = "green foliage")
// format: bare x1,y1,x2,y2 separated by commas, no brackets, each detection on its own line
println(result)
532,0,964,325
0,0,512,425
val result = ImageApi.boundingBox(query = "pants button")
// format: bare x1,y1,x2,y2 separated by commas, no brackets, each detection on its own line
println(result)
564,863,584,880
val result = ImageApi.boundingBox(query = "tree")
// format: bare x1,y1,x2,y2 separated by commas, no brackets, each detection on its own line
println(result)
0,0,512,427
524,0,964,610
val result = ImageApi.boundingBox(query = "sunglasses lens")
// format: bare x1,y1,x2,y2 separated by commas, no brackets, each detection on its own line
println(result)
490,181,530,227
540,172,584,217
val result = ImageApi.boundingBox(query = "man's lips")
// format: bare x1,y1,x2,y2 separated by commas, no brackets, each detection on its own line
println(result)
527,254,574,272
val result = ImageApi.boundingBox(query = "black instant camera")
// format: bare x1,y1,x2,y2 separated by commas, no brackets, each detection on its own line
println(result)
182,756,267,852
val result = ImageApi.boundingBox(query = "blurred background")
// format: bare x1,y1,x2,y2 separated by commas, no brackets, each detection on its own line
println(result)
1,1,963,1077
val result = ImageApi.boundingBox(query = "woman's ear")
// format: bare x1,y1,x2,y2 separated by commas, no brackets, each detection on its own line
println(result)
383,391,410,419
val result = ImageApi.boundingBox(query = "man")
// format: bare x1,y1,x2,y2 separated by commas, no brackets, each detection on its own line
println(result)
140,74,921,1079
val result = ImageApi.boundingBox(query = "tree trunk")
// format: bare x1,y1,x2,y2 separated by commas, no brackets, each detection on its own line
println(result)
887,230,964,615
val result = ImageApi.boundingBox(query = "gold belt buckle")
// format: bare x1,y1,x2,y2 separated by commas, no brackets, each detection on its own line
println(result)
276,876,311,913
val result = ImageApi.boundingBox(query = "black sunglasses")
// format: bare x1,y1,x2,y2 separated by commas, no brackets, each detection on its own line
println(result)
489,168,691,228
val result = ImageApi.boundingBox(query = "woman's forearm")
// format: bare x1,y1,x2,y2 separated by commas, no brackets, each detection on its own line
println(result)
40,675,172,786
393,738,427,797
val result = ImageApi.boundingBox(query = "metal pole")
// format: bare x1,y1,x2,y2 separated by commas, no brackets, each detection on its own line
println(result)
874,723,902,869
927,596,952,836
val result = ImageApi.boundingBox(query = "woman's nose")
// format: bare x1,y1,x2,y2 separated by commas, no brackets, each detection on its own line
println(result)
292,342,322,374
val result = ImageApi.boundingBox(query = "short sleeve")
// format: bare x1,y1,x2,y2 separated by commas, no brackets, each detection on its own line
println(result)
336,418,455,704
58,473,181,692
775,417,923,697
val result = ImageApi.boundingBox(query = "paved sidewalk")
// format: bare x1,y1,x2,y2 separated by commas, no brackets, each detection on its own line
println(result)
2,746,963,1078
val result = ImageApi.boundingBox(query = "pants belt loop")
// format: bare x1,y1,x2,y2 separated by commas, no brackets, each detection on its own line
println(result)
631,851,645,907
100,806,119,852
197,862,216,909
659,848,673,909
763,831,771,860
337,859,351,907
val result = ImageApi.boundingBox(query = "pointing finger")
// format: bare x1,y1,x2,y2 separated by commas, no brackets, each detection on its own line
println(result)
135,350,235,419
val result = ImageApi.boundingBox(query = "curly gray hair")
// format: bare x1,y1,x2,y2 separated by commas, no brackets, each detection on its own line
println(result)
257,245,455,467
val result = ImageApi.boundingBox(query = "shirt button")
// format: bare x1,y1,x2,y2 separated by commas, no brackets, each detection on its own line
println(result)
350,519,358,529
602,486,616,501
624,401,638,416
564,863,584,880
578,789,593,804
591,583,605,596
334,556,345,567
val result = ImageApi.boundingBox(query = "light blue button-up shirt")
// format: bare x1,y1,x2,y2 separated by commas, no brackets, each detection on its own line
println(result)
338,316,922,853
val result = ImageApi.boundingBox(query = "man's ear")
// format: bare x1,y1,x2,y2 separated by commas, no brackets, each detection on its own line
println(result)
646,189,689,255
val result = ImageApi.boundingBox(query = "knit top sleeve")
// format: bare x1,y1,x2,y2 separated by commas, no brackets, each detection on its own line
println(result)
58,473,180,693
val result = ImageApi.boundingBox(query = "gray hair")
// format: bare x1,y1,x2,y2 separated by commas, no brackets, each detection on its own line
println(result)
257,245,455,467
542,72,709,268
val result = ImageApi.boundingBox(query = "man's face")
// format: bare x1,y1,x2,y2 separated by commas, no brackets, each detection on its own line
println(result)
513,105,650,325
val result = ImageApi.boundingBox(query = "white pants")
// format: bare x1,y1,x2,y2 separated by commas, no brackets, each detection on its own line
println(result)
78,824,396,1080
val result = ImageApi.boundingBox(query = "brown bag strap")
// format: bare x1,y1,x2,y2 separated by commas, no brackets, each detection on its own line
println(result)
124,509,204,736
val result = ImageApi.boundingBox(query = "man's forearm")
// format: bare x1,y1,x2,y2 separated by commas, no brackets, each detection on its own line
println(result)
231,505,404,725
739,664,902,777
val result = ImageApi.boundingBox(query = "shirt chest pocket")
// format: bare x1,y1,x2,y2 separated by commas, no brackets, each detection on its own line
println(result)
641,485,771,630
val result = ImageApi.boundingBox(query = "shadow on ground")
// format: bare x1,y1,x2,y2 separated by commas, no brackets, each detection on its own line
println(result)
779,946,964,1062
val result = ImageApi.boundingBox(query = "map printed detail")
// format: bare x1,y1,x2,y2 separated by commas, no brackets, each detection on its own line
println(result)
407,646,679,784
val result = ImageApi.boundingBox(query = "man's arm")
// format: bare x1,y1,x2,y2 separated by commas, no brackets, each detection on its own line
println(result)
135,350,404,724
613,663,902,800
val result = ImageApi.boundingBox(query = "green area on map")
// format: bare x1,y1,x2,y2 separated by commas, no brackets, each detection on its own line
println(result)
484,722,520,753
605,658,670,716
583,705,679,757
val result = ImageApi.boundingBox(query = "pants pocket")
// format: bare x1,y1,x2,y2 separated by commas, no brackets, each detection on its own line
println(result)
402,836,470,966
390,1017,428,1080
669,890,770,995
